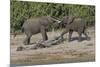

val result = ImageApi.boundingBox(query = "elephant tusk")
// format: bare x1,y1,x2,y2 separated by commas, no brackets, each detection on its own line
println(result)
57,20,61,23
55,19,61,23
52,17,61,23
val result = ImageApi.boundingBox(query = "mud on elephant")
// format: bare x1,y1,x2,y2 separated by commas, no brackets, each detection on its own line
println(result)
60,16,90,42
22,16,61,45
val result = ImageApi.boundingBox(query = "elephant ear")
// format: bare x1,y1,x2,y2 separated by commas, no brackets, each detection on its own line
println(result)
67,16,75,24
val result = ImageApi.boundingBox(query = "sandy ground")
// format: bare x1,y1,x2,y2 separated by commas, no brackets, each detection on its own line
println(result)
10,27,95,65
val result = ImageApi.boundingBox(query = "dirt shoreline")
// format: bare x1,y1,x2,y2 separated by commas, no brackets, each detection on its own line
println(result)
10,27,95,65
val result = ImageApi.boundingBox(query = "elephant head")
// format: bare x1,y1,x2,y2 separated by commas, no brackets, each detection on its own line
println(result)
61,16,75,26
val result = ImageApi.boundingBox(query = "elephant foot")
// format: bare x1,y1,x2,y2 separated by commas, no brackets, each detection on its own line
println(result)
24,43,29,45
23,42,30,45
68,39,72,42
16,46,24,51
60,38,64,42
78,39,82,42
68,40,71,42
86,37,91,41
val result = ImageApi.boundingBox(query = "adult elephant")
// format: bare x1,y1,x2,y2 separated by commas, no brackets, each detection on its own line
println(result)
60,16,90,42
22,16,61,45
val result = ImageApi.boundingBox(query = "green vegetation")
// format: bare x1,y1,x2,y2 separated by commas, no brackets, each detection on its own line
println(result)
10,1,95,33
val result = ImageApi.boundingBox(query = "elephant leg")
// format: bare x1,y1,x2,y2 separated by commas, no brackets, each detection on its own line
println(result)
68,30,73,42
23,36,28,45
23,33,32,45
78,32,82,42
41,26,48,41
27,36,31,45
83,31,90,40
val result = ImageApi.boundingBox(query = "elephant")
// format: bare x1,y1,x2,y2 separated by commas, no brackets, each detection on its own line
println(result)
22,16,61,45
60,16,90,42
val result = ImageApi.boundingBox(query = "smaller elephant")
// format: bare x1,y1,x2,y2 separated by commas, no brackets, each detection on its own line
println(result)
22,16,61,45
60,16,90,42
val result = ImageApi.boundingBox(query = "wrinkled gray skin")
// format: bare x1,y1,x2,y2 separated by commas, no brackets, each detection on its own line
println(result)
22,16,61,45
60,16,89,42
